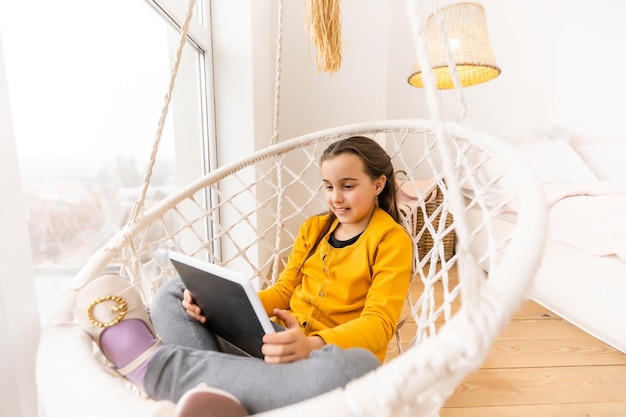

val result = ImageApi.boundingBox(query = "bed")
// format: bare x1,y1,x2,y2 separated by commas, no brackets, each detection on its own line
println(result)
466,135,626,354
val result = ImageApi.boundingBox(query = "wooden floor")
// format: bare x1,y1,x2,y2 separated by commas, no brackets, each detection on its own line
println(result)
386,272,626,416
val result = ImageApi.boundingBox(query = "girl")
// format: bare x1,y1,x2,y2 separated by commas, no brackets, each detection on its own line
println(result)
77,136,413,417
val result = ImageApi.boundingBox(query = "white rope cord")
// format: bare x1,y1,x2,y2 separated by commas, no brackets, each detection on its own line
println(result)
429,0,472,124
127,0,196,225
269,0,285,283
405,0,482,309
270,0,284,147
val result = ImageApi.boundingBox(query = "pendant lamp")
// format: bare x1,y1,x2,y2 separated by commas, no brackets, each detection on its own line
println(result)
408,2,501,89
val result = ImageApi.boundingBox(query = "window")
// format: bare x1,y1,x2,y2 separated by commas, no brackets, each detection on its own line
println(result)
0,0,214,322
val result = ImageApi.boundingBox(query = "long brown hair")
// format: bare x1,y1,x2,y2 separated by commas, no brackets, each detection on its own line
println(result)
295,136,401,277
321,136,401,223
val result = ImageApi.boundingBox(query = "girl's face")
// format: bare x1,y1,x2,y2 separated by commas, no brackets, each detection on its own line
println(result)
321,153,386,236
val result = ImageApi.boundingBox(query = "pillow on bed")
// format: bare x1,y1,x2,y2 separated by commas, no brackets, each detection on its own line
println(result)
515,139,598,184
461,138,596,210
460,146,517,210
577,144,626,181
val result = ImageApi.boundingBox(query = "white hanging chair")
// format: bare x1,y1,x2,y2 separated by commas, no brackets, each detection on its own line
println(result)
36,1,547,416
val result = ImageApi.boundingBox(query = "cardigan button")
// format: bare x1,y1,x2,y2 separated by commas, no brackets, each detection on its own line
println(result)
319,291,324,297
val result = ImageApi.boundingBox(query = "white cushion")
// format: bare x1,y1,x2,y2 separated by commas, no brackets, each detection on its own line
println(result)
577,144,626,181
515,139,598,184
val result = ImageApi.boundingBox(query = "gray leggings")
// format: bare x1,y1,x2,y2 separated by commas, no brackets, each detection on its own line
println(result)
144,278,381,414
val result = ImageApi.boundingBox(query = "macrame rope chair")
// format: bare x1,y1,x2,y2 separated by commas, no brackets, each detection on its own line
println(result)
36,1,547,416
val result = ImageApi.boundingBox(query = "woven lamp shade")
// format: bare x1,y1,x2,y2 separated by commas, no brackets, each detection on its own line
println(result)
408,2,501,89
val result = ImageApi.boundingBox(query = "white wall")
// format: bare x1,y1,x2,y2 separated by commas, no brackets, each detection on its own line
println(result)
276,0,391,139
452,0,626,141
211,0,392,156
223,0,626,154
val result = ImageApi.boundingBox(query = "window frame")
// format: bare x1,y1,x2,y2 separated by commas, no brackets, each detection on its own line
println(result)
0,0,218,324
150,0,218,191
151,0,220,258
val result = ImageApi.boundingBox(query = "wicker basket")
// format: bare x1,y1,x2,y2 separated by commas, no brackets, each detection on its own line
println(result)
397,180,455,261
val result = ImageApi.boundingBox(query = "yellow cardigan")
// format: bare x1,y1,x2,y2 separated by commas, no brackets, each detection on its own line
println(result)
258,207,412,362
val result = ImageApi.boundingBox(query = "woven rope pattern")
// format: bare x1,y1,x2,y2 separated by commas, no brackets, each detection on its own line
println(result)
35,0,546,413
38,119,545,417
75,121,520,350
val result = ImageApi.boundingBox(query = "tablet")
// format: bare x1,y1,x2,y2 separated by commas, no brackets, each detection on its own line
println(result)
168,251,279,359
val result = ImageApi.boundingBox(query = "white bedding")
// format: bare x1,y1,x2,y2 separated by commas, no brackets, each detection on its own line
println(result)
543,181,626,352
472,212,626,354
468,180,626,353
544,181,626,262
530,238,626,354
462,133,626,352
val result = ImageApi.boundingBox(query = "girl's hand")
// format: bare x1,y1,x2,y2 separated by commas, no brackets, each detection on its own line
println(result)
182,288,207,323
261,309,325,364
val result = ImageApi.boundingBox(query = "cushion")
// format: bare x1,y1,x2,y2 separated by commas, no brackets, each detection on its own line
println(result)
577,144,626,181
515,139,598,184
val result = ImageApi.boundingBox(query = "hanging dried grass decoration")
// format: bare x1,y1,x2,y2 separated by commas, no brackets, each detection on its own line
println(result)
305,0,343,77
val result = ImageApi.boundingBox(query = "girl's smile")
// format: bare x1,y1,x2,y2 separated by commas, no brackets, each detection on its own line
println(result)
321,153,386,238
